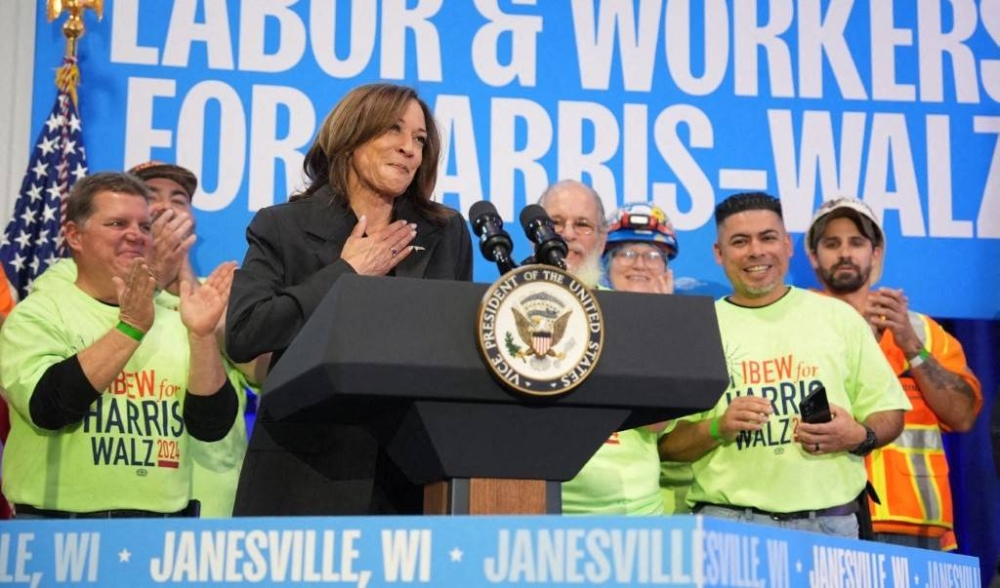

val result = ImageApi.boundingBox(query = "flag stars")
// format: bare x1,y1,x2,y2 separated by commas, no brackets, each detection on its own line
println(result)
29,256,41,274
68,114,81,133
19,209,36,227
31,160,48,179
14,230,32,249
63,139,77,155
44,113,64,133
26,184,43,202
72,163,88,181
46,185,63,201
42,204,58,223
38,136,58,156
10,252,26,271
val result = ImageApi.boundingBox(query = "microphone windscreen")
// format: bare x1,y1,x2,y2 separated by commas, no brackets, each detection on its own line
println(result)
519,204,550,231
470,200,499,223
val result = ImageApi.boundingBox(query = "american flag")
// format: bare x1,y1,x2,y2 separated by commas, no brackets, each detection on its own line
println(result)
0,82,88,299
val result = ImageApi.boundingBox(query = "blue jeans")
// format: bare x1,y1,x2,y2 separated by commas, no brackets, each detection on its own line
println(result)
698,505,859,539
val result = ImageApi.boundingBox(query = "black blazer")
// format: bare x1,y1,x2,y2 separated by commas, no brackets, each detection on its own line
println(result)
226,188,472,516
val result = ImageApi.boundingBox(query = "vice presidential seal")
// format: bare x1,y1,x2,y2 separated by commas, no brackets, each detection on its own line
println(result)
477,265,604,396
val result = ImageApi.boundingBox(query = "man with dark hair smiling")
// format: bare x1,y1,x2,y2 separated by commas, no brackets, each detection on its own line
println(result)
659,192,909,538
0,172,237,518
806,196,981,550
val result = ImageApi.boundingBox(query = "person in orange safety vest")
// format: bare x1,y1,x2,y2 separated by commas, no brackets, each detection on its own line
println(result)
805,197,982,551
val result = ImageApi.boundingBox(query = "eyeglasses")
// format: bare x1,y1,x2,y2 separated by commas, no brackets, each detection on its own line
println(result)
611,248,667,267
551,218,598,236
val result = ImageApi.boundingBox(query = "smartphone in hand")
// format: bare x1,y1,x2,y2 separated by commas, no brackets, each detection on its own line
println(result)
800,385,832,423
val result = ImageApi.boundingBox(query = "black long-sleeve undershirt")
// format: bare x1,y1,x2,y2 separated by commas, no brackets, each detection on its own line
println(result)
29,355,238,441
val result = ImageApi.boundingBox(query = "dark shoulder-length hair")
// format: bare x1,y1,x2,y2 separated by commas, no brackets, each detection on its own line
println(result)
294,83,450,225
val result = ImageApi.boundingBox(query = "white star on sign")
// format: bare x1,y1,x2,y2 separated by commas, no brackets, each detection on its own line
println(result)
449,547,463,562
795,560,803,572
118,548,131,563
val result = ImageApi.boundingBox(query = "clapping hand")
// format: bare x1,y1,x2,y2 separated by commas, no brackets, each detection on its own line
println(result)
654,268,675,295
147,208,196,289
864,287,922,355
180,261,237,337
113,258,156,334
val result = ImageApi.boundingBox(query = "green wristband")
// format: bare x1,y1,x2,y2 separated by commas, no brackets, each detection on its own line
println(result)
709,417,723,441
115,321,145,342
909,347,931,369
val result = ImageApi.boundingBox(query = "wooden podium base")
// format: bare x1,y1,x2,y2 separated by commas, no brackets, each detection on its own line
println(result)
424,478,559,514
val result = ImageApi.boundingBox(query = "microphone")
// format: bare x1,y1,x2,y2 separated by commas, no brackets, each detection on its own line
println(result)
469,200,517,275
519,205,568,269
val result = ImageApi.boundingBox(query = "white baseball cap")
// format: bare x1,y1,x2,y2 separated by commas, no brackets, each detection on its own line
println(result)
806,197,886,284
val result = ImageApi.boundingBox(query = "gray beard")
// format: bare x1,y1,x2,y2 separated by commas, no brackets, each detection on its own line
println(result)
570,250,605,288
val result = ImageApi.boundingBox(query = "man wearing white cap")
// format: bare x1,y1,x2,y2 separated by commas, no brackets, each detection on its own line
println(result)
806,197,982,550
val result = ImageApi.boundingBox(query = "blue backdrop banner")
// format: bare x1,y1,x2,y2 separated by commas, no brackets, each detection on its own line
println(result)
29,1,1000,318
0,514,982,587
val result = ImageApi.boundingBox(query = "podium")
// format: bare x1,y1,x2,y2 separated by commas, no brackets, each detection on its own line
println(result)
259,274,728,514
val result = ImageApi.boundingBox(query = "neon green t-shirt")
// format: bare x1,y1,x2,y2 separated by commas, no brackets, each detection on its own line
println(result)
31,258,254,517
679,287,909,513
562,427,665,515
660,460,693,515
0,283,195,513
155,289,252,518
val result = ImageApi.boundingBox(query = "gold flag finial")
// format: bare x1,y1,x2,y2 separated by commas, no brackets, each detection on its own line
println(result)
46,0,103,104
46,0,104,60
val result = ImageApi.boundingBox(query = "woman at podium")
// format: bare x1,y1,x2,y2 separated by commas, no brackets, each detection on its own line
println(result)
225,83,473,515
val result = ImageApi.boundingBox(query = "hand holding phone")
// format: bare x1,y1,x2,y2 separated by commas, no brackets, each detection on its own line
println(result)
800,385,832,424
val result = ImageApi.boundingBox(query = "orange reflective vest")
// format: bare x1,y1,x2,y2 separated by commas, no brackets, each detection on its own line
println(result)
0,275,14,318
867,312,982,550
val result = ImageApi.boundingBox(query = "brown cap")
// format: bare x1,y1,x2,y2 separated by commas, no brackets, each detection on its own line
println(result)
127,161,197,200
806,197,885,283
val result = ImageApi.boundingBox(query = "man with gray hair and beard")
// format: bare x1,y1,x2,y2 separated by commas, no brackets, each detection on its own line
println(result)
537,180,608,287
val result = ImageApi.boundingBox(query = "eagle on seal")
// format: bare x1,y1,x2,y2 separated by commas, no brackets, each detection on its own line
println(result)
512,307,571,360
